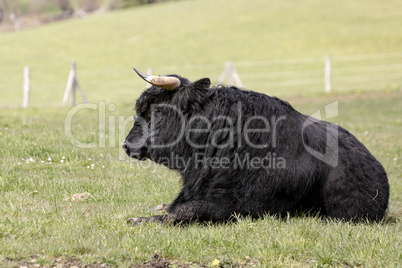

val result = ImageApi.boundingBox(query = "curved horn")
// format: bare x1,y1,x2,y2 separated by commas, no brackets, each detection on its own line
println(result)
133,67,181,90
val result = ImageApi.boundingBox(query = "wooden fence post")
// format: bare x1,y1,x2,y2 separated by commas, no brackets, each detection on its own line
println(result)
9,12,21,32
62,61,88,106
22,66,30,108
325,55,331,93
218,61,243,87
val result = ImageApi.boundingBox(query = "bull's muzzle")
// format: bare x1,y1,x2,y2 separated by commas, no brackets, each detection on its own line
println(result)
122,141,149,160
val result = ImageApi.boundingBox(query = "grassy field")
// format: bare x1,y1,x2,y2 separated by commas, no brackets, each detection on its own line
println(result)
1,0,402,267
0,92,401,267
1,0,402,105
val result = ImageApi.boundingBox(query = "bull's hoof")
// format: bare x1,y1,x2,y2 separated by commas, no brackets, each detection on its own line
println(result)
126,216,162,225
127,218,140,225
127,216,155,225
152,203,171,212
127,214,176,225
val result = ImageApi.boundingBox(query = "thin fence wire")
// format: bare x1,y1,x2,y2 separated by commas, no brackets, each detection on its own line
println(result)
2,52,401,107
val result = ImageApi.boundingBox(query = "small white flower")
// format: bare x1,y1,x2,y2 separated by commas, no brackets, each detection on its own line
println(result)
88,158,92,160
29,158,34,162
41,161,45,163
62,156,65,160
91,164,95,167
102,166,105,168
48,158,52,161
60,160,64,163
87,166,90,168
91,166,94,169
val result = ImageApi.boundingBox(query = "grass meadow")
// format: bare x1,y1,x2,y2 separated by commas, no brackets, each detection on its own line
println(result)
0,93,401,267
1,0,402,267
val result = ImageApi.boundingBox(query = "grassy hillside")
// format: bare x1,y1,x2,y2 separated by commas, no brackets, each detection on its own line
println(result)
1,0,402,106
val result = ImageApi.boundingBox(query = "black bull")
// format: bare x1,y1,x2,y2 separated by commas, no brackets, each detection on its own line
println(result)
123,69,389,224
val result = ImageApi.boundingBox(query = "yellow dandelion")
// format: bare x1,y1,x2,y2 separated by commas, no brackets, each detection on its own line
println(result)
212,259,220,266
0,132,2,136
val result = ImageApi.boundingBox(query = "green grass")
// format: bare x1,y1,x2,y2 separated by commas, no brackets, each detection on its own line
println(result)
1,0,402,106
0,92,401,267
1,0,402,267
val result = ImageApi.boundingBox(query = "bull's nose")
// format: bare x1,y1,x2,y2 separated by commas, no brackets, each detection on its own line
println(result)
122,142,129,153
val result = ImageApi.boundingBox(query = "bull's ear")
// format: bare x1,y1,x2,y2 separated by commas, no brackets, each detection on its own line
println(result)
192,78,211,90
172,77,210,113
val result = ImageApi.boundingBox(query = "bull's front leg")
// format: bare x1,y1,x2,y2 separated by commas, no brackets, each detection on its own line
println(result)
127,203,173,225
168,200,235,222
127,200,234,225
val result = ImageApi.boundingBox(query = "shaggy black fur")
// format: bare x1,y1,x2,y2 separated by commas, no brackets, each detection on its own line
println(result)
123,74,389,223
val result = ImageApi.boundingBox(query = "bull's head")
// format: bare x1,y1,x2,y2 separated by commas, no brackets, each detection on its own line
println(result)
122,68,211,166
